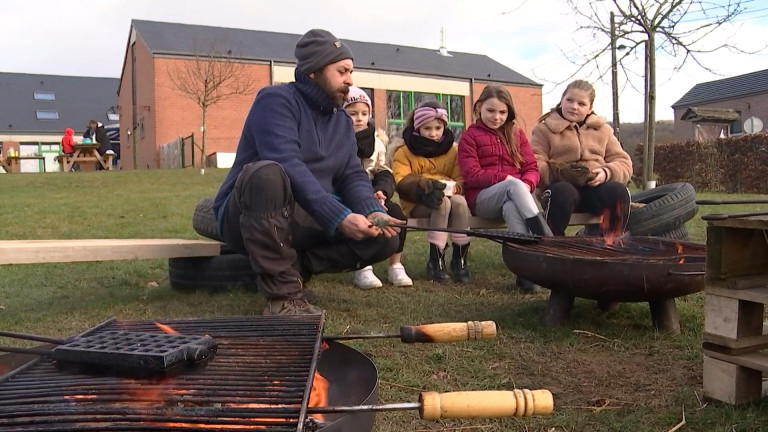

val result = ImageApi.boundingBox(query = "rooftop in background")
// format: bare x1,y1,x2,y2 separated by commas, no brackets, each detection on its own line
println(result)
130,19,540,87
0,72,119,134
672,68,768,108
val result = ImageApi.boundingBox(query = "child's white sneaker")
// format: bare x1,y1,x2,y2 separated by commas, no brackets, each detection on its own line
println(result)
354,266,382,289
387,263,413,287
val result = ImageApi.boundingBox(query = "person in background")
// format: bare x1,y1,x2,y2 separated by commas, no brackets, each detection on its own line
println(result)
213,29,402,316
61,128,75,155
392,101,472,284
60,127,77,172
530,79,633,237
343,87,413,289
83,120,111,156
84,119,113,170
457,84,550,293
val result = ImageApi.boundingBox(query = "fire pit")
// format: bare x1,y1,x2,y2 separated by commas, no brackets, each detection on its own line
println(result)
0,316,553,431
502,236,706,333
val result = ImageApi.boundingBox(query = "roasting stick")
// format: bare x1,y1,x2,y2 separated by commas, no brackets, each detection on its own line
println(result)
0,330,66,344
369,217,540,245
323,321,497,343
303,389,554,421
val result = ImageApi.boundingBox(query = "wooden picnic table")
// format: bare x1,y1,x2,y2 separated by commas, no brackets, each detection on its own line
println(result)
4,155,46,173
56,143,113,171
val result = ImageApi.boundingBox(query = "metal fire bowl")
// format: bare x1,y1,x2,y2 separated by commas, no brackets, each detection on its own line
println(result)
502,236,706,302
318,340,379,432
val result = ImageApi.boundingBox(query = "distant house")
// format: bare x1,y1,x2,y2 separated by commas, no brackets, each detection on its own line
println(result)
0,72,119,173
671,69,768,141
118,20,542,170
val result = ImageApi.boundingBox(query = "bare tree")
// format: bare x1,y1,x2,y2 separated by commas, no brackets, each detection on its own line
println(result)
167,41,257,173
562,0,758,188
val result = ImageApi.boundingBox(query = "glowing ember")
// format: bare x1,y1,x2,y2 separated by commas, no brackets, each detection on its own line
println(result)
154,322,179,334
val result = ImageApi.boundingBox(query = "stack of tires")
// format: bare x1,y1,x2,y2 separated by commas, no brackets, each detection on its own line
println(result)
169,197,258,292
626,182,698,240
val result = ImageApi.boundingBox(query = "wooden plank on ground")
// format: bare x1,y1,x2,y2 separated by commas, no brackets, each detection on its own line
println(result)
0,239,222,265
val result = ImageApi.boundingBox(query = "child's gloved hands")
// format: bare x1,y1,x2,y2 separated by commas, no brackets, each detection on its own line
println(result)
417,178,446,209
548,161,596,186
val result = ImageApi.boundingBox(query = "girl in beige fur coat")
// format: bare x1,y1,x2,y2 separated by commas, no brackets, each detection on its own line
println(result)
530,80,633,236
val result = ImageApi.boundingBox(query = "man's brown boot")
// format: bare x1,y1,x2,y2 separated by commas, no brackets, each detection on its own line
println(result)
262,295,324,316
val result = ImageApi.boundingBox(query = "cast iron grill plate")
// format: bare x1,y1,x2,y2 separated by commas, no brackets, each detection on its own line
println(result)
0,315,325,431
52,331,218,372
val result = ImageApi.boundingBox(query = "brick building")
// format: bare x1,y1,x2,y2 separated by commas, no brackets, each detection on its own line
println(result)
118,20,542,170
0,72,119,173
671,69,768,141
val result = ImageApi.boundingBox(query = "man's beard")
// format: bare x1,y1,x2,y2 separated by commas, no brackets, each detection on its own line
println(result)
313,71,349,105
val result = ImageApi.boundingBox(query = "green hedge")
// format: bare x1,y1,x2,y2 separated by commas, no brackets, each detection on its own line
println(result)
633,133,768,193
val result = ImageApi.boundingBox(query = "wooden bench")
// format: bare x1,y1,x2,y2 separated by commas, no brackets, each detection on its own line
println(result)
406,213,602,229
0,239,221,265
55,153,114,172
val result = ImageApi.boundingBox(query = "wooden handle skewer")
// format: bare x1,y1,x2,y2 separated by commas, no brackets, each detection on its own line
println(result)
304,389,554,419
323,321,497,343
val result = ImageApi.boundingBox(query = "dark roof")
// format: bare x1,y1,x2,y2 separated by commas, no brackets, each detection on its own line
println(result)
672,69,768,108
132,20,540,87
680,107,740,122
0,72,119,134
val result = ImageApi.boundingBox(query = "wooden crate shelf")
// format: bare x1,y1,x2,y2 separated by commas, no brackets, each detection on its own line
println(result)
702,216,768,405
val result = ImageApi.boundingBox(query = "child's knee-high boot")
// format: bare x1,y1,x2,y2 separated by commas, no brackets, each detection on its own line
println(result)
450,243,471,283
426,243,451,283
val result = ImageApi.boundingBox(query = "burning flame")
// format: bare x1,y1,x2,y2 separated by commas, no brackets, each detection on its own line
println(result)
598,204,627,246
154,322,179,334
308,371,329,421
676,243,685,264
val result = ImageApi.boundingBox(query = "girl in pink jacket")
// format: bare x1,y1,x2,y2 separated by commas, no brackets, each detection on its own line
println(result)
457,84,550,292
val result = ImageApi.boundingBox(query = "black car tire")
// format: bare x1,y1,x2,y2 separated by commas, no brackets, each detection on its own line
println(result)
193,197,223,242
626,182,698,236
653,224,690,241
169,254,257,292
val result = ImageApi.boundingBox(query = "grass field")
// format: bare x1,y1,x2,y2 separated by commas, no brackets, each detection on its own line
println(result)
1,169,767,431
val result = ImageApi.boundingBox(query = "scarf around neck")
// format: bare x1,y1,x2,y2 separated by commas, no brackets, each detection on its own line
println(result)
402,125,455,158
355,124,376,159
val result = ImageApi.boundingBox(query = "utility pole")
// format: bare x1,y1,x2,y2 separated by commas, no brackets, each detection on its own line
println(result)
642,39,651,189
610,11,620,142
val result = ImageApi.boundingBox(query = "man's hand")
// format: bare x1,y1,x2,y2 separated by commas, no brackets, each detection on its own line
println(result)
338,212,403,240
374,190,387,207
367,212,403,238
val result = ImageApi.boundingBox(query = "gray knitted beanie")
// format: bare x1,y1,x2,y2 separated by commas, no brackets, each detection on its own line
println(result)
294,29,353,75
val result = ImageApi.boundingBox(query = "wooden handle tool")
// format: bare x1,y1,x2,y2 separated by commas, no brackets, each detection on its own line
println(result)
399,321,497,343
419,389,554,419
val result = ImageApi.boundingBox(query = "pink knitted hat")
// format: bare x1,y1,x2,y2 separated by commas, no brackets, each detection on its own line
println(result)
413,106,448,130
343,86,372,111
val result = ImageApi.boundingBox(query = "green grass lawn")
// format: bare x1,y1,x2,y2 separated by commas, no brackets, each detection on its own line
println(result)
1,169,767,431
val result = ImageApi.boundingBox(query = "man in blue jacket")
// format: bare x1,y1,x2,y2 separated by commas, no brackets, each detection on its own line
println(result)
214,29,402,315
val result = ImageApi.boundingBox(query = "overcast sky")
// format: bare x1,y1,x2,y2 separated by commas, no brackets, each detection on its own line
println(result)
2,0,766,123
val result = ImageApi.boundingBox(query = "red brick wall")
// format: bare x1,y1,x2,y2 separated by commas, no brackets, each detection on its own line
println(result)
153,59,272,167
117,35,158,170
372,88,388,131
471,81,543,138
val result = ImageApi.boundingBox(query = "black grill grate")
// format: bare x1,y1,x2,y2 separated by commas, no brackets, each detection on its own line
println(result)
0,315,325,432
